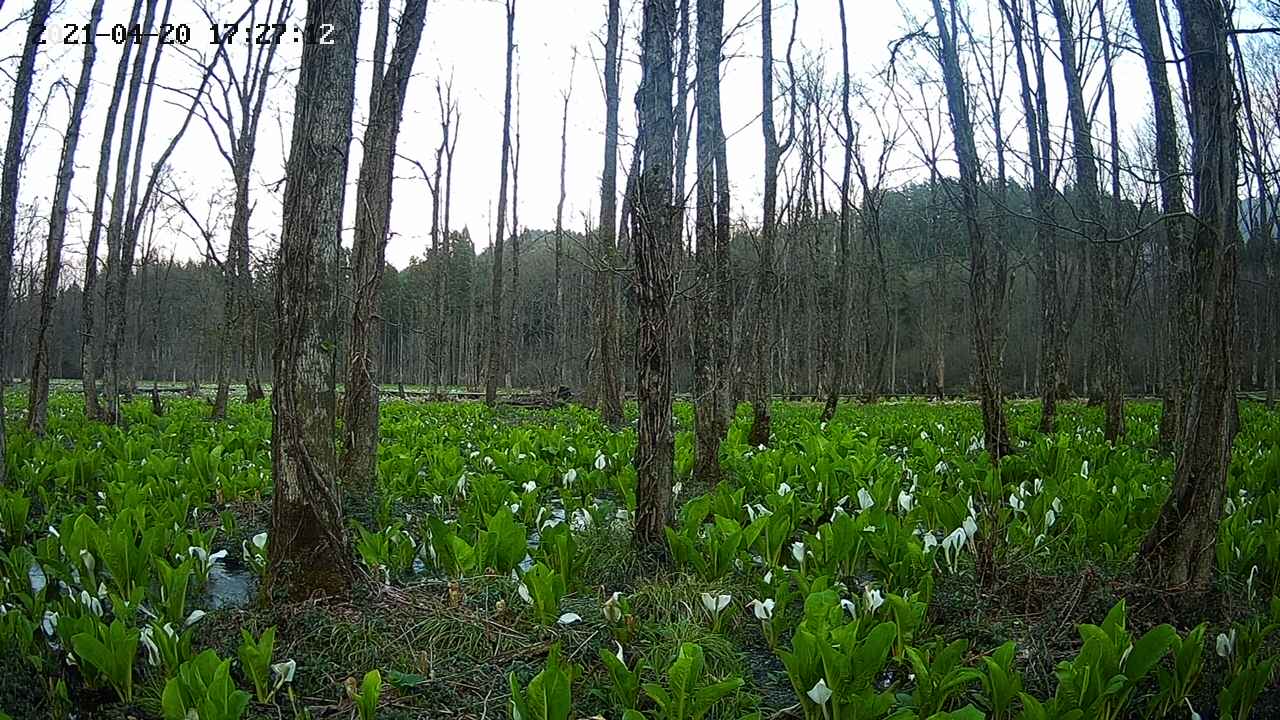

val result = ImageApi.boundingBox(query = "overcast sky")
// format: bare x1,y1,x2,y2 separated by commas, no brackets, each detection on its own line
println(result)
0,0,1228,275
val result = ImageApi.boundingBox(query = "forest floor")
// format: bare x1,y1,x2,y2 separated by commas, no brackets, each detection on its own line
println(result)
0,393,1277,719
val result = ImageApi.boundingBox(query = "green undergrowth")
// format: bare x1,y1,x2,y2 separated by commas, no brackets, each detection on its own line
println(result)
0,392,1278,718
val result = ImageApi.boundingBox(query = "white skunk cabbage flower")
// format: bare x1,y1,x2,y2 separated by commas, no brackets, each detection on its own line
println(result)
749,598,775,620
898,491,915,514
594,453,607,471
700,592,731,615
840,598,858,618
603,592,623,623
857,488,875,511
78,590,103,617
807,679,832,705
941,527,968,572
864,587,884,613
557,612,582,625
184,610,207,627
139,626,160,666
272,659,297,687
1216,629,1236,658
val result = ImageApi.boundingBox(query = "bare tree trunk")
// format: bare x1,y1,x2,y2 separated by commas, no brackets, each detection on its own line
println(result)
930,0,1010,459
822,0,855,423
81,0,144,421
713,103,732,430
29,0,105,435
1129,0,1193,446
232,1,291,406
593,0,624,425
214,197,236,420
1270,230,1278,408
1051,0,1124,441
1230,28,1270,407
509,89,521,388
114,1,188,412
98,0,160,421
428,135,444,389
748,0,795,445
1139,0,1240,590
1100,0,1129,440
673,0,691,241
433,80,458,393
929,169,946,400
1006,0,1064,433
213,283,232,418
1270,250,1278,408
0,0,52,483
693,0,727,482
341,0,428,487
268,0,361,600
486,0,517,407
633,0,677,548
105,0,174,423
554,57,575,390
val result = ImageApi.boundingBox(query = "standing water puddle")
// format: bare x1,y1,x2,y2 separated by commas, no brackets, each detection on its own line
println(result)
205,556,255,609
29,562,47,594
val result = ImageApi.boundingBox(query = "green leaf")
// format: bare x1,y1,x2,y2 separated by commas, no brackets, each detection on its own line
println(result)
926,705,985,720
691,677,743,719
1123,624,1177,681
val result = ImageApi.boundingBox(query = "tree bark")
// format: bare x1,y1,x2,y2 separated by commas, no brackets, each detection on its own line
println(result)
930,0,1011,459
81,0,145,422
748,0,794,445
486,0,517,407
1129,0,1193,447
693,0,728,482
821,0,855,423
103,0,168,423
342,0,428,487
1012,0,1065,433
509,90,522,387
633,0,677,548
268,0,362,600
593,0,624,426
554,57,575,390
229,1,291,406
1049,0,1123,442
1139,0,1241,590
0,0,52,484
28,0,105,436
